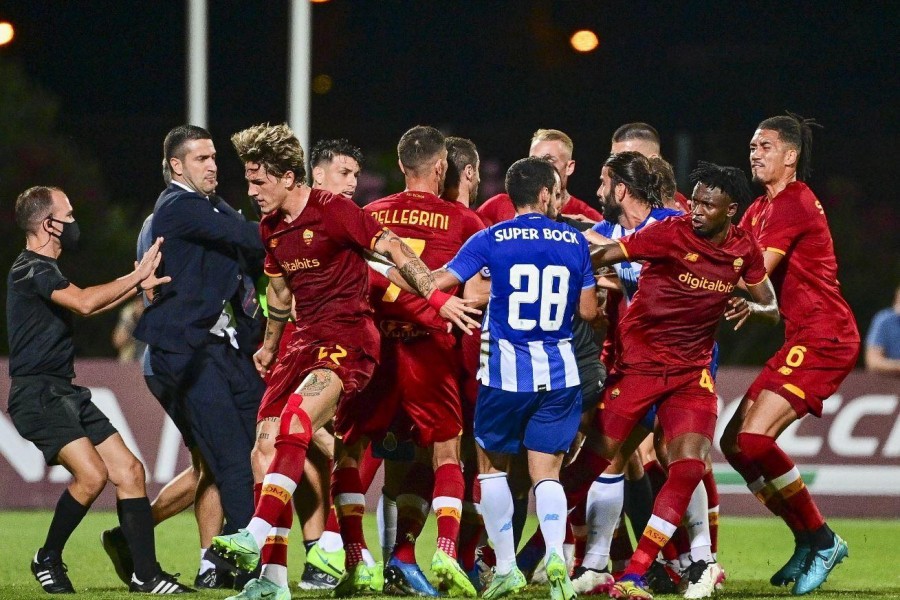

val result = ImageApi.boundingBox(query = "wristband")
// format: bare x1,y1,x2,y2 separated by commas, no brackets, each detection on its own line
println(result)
426,289,453,311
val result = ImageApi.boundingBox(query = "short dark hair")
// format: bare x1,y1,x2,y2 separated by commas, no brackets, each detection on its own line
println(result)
689,161,752,207
310,138,364,171
505,157,557,209
162,124,212,183
757,111,822,181
611,122,660,146
397,125,445,175
444,137,478,191
231,123,307,183
604,151,663,208
15,186,60,233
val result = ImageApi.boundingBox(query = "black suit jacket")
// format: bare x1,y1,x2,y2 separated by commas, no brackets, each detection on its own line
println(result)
134,184,265,353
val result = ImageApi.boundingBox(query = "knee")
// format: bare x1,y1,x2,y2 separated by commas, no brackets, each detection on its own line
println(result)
720,420,741,458
736,431,775,463
667,457,706,486
278,403,313,449
76,464,109,499
432,439,459,468
113,457,147,491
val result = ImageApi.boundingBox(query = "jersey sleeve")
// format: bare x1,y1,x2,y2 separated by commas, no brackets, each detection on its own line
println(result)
263,249,284,278
755,198,813,256
741,241,768,286
618,217,677,261
328,194,387,251
578,237,595,289
33,261,70,299
446,230,490,282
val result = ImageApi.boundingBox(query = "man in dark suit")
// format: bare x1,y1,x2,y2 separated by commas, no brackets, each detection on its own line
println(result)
134,125,266,544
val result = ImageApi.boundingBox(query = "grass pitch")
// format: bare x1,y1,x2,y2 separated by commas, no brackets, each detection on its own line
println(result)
0,512,897,599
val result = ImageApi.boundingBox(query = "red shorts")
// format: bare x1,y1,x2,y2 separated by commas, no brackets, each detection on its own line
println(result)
747,337,860,418
342,331,463,447
599,368,718,443
258,327,379,422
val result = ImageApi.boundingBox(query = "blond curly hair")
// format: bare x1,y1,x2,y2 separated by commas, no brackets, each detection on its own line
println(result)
231,123,306,183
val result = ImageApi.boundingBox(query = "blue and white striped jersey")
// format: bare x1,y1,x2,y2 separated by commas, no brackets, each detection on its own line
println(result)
591,207,681,302
446,213,595,392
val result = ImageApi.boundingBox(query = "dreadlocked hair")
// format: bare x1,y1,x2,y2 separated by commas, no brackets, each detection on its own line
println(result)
689,161,752,207
758,111,823,182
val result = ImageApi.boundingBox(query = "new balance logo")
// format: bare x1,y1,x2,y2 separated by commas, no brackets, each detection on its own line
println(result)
500,521,512,532
543,513,560,521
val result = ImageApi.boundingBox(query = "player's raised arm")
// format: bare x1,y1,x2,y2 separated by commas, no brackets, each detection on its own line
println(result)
52,237,171,317
253,274,293,376
589,236,627,271
372,229,480,333
725,276,779,330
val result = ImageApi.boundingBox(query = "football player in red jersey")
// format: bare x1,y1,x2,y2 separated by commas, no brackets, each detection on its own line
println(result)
293,139,367,591
442,137,495,587
477,129,602,225
577,162,780,600
359,126,485,597
720,113,861,595
207,123,480,600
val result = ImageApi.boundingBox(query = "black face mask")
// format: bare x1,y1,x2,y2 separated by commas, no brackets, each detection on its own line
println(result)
49,218,81,252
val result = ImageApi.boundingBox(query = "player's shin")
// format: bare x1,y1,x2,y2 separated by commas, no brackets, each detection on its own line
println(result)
477,473,517,575
333,467,375,568
625,458,705,577
434,463,466,558
583,474,624,570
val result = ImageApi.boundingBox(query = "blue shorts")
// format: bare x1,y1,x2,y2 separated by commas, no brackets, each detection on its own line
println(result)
638,404,657,431
474,385,582,455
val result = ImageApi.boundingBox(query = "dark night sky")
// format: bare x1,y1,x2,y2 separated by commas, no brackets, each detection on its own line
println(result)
1,1,898,358
3,1,897,205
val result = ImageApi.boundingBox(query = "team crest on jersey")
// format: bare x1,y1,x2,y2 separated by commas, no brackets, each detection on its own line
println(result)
303,229,314,246
683,252,699,263
610,388,620,399
268,237,279,248
733,257,744,273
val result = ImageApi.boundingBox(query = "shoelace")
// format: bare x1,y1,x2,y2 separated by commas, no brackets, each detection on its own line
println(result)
684,561,709,584
46,559,71,583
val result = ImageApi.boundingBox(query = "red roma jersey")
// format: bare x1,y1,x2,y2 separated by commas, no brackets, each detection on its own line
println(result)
616,215,767,372
476,193,516,226
739,182,859,343
476,192,602,226
365,190,485,336
561,195,603,221
261,189,386,346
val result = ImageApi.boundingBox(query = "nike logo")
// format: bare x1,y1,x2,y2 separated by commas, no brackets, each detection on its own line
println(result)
822,543,842,570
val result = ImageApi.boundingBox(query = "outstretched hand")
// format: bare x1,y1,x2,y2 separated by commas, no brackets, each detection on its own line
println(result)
135,237,171,289
725,295,751,330
432,293,482,335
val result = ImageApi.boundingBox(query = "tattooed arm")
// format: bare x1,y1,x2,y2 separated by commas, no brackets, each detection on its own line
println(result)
253,275,293,376
372,229,480,333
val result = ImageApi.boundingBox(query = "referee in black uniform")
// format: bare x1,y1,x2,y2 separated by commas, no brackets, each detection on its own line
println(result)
6,185,192,594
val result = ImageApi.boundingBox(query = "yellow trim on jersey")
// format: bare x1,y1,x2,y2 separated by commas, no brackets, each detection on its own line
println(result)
745,273,769,287
617,240,630,259
370,227,389,251
783,383,806,400
264,269,284,278
765,247,786,256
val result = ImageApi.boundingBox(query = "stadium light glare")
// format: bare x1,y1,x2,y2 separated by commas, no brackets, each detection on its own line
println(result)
570,29,599,53
0,22,14,46
312,74,333,94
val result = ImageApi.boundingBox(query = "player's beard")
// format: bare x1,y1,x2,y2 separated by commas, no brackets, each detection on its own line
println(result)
601,189,623,223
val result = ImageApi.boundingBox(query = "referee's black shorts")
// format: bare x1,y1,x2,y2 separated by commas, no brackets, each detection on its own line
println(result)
7,375,118,465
